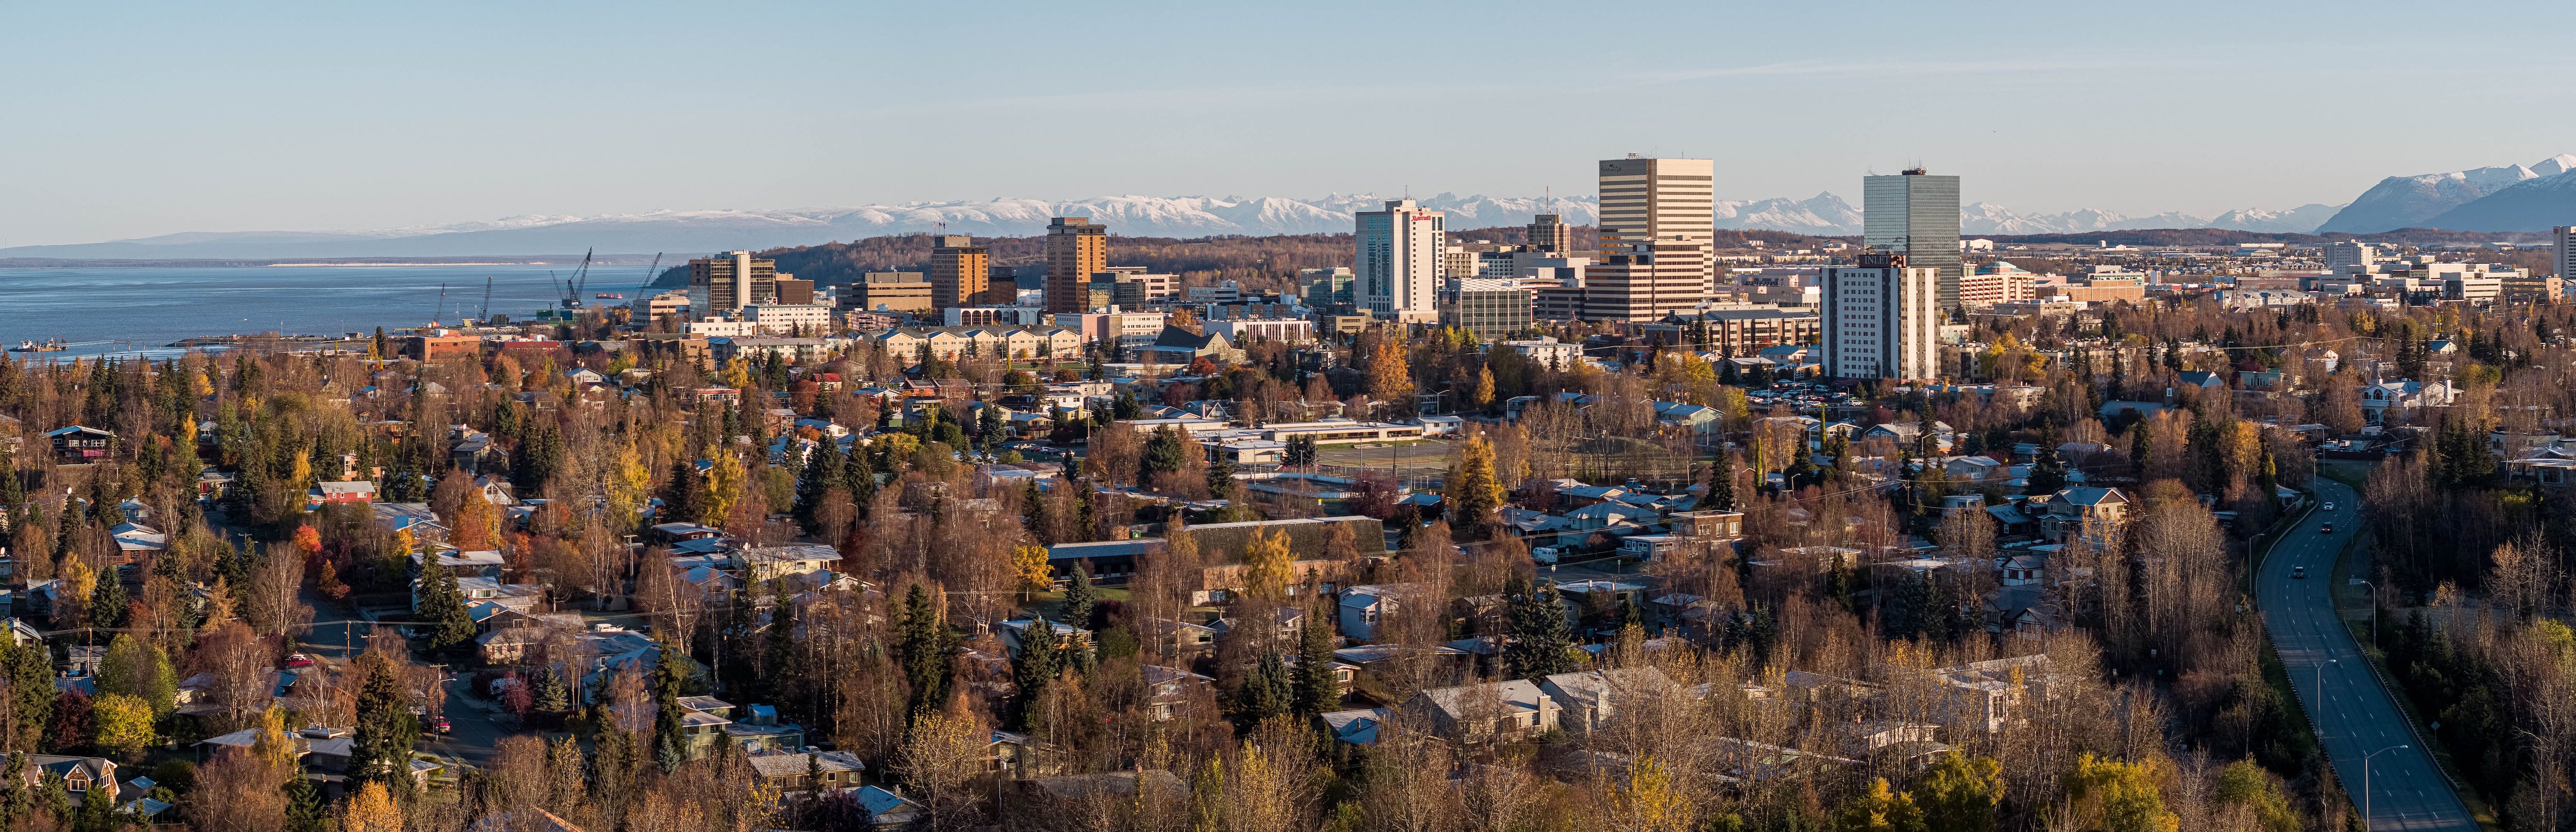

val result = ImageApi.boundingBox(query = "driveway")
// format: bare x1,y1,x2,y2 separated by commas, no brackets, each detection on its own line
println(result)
2259,480,2476,831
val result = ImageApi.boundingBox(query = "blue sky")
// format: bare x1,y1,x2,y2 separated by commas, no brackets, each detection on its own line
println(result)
4,1,2570,246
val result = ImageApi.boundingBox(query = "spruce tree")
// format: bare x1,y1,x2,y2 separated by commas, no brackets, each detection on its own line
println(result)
1021,480,1050,545
765,582,799,704
283,770,325,832
896,585,949,715
791,440,841,535
421,568,475,650
89,567,127,629
663,459,704,527
1062,563,1098,630
1503,577,1579,681
350,653,419,791
1239,652,1291,722
1707,456,1737,512
1012,617,1060,731
1293,599,1339,717
651,637,689,771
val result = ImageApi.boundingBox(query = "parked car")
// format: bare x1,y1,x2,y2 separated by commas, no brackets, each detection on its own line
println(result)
285,653,314,669
433,716,451,735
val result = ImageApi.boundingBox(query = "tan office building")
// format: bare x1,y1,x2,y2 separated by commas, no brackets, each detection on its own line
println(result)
1585,157,1714,321
689,251,785,317
1045,217,1109,313
1527,213,1572,253
845,271,933,315
927,235,991,309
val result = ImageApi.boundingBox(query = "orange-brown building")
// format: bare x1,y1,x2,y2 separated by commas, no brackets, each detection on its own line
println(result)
405,334,481,363
928,235,990,309
1045,217,1108,314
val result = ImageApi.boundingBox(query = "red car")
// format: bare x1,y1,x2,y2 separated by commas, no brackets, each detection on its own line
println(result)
433,716,452,735
284,653,315,669
2320,523,2333,534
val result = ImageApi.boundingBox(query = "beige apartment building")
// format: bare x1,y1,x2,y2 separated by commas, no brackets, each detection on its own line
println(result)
1584,156,1715,321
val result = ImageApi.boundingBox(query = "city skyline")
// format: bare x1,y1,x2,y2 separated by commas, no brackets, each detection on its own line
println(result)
8,2,2576,248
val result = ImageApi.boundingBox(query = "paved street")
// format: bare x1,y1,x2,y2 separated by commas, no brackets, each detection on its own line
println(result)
2260,480,2476,831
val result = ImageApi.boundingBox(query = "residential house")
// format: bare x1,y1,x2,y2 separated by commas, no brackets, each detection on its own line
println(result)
2037,487,2130,546
998,618,1092,659
1540,667,1680,735
44,426,113,464
853,787,926,829
737,544,843,582
308,480,377,510
1142,665,1217,721
2361,380,2459,423
1338,584,1419,642
1320,708,1393,746
1402,680,1561,743
747,750,865,794
21,755,117,807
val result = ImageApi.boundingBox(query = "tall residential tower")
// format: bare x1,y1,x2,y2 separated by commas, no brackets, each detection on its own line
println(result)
687,250,782,318
927,235,991,309
1822,253,1939,381
1863,168,1962,309
1044,217,1108,314
1586,156,1714,321
1355,199,1445,316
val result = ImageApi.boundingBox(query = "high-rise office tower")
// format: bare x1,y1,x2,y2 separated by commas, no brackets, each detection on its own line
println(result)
2326,240,2379,271
927,234,990,309
687,250,782,318
1587,156,1714,321
1822,253,1939,381
1863,168,1962,309
1355,199,1445,315
2555,227,2576,283
1045,217,1108,314
1527,213,1571,253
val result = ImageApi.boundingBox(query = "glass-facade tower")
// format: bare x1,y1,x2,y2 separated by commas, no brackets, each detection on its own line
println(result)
1863,169,1962,309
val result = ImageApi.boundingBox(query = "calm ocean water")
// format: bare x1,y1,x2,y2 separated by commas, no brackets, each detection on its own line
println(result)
0,264,656,359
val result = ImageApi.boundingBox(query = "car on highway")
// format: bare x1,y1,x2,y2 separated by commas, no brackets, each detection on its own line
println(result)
2322,502,2334,512
285,653,314,668
2320,523,2333,534
2292,566,2307,579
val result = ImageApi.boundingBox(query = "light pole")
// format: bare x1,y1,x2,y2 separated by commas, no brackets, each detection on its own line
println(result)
2361,743,2408,830
2352,579,2380,652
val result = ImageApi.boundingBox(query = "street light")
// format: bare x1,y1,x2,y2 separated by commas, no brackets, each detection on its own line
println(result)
2361,743,2409,831
2351,578,2380,652
2316,658,2336,712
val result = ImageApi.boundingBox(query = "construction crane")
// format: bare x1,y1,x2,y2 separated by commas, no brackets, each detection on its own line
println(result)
478,275,494,321
634,252,664,292
558,248,594,311
432,282,448,325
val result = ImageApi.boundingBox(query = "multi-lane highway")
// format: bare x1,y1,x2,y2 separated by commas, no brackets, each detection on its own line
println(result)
2259,479,2477,831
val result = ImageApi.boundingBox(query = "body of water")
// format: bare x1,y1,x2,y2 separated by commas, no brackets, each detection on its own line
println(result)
0,264,663,358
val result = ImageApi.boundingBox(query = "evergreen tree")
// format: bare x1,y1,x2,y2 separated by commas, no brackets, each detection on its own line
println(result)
765,581,799,704
1206,455,1238,501
1238,652,1291,721
534,664,571,712
420,568,475,650
1061,563,1098,630
663,459,704,527
350,653,419,791
2024,433,2069,496
283,769,326,832
1012,617,1060,731
88,567,127,629
1292,598,1339,717
1141,426,1188,483
652,636,689,771
840,443,877,512
2,645,48,752
2129,425,2151,474
896,585,950,715
1503,576,1579,681
977,402,1008,452
1708,455,1738,512
791,438,842,535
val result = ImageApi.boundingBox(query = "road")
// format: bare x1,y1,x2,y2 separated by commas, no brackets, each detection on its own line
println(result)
2259,480,2476,831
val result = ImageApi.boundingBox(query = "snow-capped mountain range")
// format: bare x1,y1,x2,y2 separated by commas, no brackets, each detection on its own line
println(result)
20,155,2576,260
2318,155,2576,233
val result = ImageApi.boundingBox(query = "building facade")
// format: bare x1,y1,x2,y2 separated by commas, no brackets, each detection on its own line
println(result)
928,235,991,309
1300,267,1355,308
1527,213,1571,253
844,271,933,315
1356,199,1445,315
1586,156,1715,321
1863,169,1962,309
1823,254,1939,380
1045,217,1109,314
1439,278,1536,339
688,251,783,317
